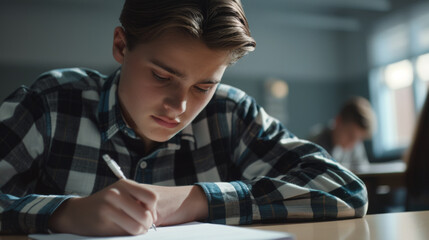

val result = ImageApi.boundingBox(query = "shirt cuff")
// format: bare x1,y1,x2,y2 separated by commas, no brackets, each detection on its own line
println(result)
2,194,74,233
196,181,253,225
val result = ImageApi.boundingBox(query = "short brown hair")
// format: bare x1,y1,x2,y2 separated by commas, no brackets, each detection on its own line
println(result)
338,96,376,136
119,0,256,64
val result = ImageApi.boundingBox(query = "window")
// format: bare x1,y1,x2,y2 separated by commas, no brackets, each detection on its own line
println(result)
383,60,415,148
369,2,429,159
416,53,429,82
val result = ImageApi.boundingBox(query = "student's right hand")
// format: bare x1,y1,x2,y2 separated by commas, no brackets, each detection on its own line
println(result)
48,179,158,236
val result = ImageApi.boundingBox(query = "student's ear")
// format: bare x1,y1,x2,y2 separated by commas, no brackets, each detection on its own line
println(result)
113,26,127,64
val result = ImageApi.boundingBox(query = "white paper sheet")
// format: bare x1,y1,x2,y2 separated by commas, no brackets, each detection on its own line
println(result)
29,222,294,240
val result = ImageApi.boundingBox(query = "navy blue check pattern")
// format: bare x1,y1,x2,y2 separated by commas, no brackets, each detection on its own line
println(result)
0,68,368,234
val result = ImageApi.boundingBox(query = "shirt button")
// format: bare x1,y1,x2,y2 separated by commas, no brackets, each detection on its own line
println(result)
140,161,148,169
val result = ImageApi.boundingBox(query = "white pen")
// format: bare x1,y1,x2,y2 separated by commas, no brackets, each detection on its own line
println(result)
102,154,157,231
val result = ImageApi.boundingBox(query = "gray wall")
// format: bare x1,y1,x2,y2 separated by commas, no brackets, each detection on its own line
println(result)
0,0,384,141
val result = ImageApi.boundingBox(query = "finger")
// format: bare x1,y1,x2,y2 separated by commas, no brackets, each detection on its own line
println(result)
118,180,158,221
104,188,155,228
138,201,157,227
104,204,150,235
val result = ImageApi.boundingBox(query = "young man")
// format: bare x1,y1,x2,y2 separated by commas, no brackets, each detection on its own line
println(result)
308,97,376,172
0,0,367,236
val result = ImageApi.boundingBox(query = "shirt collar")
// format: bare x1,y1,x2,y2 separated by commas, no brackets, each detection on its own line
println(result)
98,68,122,142
97,69,195,150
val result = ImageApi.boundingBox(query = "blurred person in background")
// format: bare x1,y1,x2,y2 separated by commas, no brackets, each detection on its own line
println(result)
308,96,376,172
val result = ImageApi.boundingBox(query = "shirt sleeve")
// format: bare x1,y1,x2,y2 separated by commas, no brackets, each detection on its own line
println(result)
0,87,70,234
197,95,368,225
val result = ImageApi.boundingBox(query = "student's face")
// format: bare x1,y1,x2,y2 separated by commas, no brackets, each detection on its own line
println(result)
113,27,229,150
334,119,367,150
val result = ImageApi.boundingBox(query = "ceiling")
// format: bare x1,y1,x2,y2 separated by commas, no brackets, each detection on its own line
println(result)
243,0,424,32
246,0,392,11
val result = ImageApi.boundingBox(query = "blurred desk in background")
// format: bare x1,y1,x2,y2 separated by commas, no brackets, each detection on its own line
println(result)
356,160,406,177
356,160,406,214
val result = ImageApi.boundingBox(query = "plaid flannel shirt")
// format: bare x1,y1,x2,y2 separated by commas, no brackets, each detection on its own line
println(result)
0,68,367,234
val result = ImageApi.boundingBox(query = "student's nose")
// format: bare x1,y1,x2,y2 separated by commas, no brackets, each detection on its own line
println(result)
163,86,187,116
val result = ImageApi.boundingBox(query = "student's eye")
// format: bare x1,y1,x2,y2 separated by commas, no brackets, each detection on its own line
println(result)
194,86,212,94
152,71,170,82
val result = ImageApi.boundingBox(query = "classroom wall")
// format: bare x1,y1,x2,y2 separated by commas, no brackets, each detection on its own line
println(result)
0,0,372,141
222,24,371,138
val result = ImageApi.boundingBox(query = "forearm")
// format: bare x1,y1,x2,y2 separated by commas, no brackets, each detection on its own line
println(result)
230,112,368,222
247,173,368,222
196,166,367,225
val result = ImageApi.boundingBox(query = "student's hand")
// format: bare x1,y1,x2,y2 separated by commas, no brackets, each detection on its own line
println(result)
48,179,158,236
48,180,208,236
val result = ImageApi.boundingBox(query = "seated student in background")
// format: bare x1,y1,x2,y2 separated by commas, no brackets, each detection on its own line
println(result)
405,90,429,211
308,97,376,172
0,0,368,236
